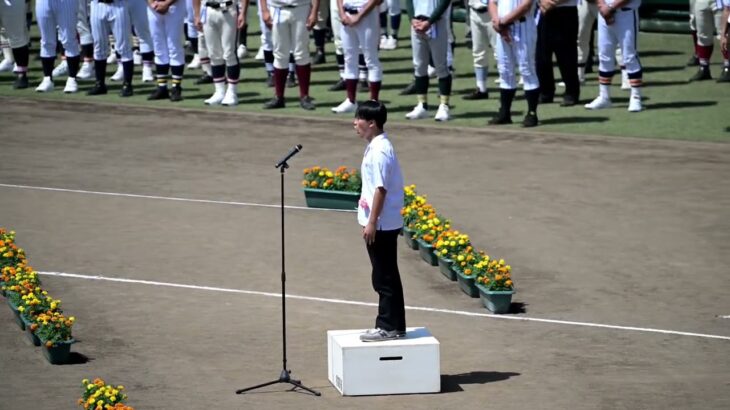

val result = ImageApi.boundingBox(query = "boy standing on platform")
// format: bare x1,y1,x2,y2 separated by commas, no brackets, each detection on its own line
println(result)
354,101,407,343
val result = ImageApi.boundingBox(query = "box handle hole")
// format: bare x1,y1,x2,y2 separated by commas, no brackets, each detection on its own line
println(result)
379,356,403,361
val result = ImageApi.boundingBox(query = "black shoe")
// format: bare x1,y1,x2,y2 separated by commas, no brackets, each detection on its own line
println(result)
717,67,730,83
686,55,699,67
689,66,712,82
560,95,577,107
399,81,417,95
169,86,183,102
312,51,326,65
286,73,297,88
488,111,512,125
328,78,346,91
463,89,489,100
300,96,316,110
522,111,538,128
148,86,170,100
13,74,28,89
195,74,213,85
539,94,554,104
358,79,369,92
87,81,108,95
119,82,133,97
263,96,285,109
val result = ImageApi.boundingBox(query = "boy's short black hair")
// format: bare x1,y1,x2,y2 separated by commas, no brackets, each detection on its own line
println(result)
355,100,387,129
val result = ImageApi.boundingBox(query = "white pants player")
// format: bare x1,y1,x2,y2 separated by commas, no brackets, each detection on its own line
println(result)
496,21,539,91
35,0,81,92
91,0,133,62
577,0,598,82
341,9,381,83
148,1,185,67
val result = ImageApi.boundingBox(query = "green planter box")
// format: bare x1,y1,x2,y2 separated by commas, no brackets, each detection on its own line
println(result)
6,297,25,331
476,283,515,314
403,227,419,250
437,256,456,281
302,188,360,210
41,339,76,365
416,239,438,266
21,315,41,346
454,268,479,298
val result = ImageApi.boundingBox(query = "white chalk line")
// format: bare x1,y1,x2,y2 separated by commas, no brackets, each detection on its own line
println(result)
0,183,355,213
37,271,730,341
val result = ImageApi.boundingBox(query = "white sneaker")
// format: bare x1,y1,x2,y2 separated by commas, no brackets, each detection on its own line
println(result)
107,50,117,65
142,65,154,82
255,47,265,60
187,54,201,69
221,83,239,106
63,77,78,93
379,35,388,49
405,103,429,119
237,44,248,59
0,58,14,72
621,70,630,90
331,98,357,114
584,96,612,110
52,60,68,78
133,50,142,65
428,65,437,78
35,76,54,92
434,103,451,121
557,81,566,88
204,82,226,105
77,61,93,80
627,96,642,112
384,36,397,50
110,64,124,81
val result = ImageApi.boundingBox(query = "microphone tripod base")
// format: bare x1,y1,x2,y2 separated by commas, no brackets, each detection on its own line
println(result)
235,369,321,396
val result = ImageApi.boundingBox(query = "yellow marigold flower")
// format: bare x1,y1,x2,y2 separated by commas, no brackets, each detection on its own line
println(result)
110,396,116,402
457,255,464,261
83,379,90,385
505,280,513,287
326,171,333,178
318,171,324,177
499,259,505,265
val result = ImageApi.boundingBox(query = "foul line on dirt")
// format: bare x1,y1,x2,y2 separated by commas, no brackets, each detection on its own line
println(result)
0,183,356,213
37,271,730,342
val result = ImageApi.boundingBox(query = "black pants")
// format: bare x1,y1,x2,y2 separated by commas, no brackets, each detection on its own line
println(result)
536,6,580,101
366,228,406,332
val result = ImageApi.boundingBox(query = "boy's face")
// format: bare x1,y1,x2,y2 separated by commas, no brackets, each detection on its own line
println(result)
353,116,376,141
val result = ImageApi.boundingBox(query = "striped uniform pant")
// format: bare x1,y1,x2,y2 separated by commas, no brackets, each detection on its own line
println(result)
36,0,80,58
78,0,93,46
496,19,539,90
127,0,153,53
90,0,133,61
148,2,185,66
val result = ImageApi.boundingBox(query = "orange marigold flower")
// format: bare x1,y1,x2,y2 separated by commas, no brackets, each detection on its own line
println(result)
310,181,318,188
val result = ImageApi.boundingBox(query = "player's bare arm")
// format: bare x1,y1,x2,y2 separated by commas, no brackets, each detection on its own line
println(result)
260,0,272,28
193,0,203,31
337,0,352,26
363,187,387,245
237,0,248,28
307,0,320,29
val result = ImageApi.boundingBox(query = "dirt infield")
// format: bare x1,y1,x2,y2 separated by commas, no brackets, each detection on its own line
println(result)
1,98,729,410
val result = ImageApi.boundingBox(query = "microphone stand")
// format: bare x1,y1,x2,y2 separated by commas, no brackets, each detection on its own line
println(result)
235,156,321,397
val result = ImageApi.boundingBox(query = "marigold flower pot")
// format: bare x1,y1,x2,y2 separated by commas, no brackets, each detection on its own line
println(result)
6,297,25,330
416,239,438,266
402,227,419,250
302,188,360,210
21,315,41,346
41,339,76,365
436,256,456,281
476,283,515,314
455,268,480,298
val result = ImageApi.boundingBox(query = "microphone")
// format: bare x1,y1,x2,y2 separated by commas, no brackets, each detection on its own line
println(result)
275,144,303,168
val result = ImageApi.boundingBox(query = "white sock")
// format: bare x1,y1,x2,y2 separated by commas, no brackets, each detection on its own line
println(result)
475,67,487,92
630,87,641,100
599,84,610,100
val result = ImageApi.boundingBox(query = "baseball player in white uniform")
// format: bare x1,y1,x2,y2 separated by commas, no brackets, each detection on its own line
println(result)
488,0,540,127
51,0,95,80
147,0,186,101
465,0,494,100
186,0,213,83
330,0,382,113
378,0,401,49
88,0,135,96
108,0,154,82
0,0,31,88
34,0,81,93
193,0,248,106
584,0,643,112
576,0,598,83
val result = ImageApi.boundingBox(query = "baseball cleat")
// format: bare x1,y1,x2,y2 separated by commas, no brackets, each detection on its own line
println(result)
379,35,388,50
312,50,325,65
187,54,201,69
142,65,154,82
119,82,134,97
405,103,429,120
717,67,730,83
434,104,451,122
255,47,265,60
263,97,285,109
399,81,417,95
13,74,29,89
52,61,68,78
196,74,213,85
627,97,643,112
522,112,538,127
35,77,54,92
328,78,346,91
237,44,248,60
584,96,612,110
63,77,78,93
0,58,14,72
148,86,170,100
383,36,397,50
331,98,357,114
86,82,108,95
169,86,183,102
110,64,124,81
689,66,712,82
300,96,316,110
488,110,512,125
204,83,226,105
463,89,489,100
77,62,94,80
621,70,630,90
221,84,239,106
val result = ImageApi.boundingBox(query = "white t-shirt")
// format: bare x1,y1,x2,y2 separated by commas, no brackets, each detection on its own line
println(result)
358,133,404,230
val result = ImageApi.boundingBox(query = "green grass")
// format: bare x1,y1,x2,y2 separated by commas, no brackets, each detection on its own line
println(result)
1,12,728,141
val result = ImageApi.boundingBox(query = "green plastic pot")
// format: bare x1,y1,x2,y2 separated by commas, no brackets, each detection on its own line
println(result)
476,283,515,314
41,339,76,365
436,255,456,281
455,268,479,298
7,297,25,331
402,227,419,250
302,188,360,210
416,239,438,266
